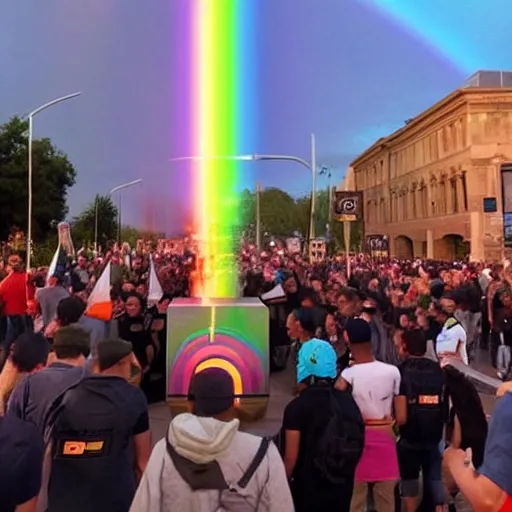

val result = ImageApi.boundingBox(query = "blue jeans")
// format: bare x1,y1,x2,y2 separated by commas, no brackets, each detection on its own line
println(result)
397,438,445,505
1,314,33,349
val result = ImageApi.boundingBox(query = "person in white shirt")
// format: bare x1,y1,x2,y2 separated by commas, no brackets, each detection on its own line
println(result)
335,318,406,512
431,300,468,365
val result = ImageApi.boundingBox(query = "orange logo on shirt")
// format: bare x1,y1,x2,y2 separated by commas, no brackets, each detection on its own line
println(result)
62,441,86,455
418,395,439,405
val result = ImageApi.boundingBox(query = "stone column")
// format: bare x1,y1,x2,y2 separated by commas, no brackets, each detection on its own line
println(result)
469,211,484,261
426,229,434,259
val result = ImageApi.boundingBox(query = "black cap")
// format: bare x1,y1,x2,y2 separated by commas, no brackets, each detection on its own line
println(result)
344,317,372,344
189,367,235,416
96,338,133,371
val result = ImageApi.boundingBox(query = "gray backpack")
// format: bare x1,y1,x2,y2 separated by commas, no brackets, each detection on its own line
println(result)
166,436,271,511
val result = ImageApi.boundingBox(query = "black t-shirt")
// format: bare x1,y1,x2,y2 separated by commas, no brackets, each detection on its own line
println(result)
0,415,44,512
118,316,154,368
282,384,362,512
48,376,149,512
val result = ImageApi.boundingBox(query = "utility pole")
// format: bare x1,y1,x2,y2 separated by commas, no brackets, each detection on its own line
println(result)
309,133,317,242
256,181,261,251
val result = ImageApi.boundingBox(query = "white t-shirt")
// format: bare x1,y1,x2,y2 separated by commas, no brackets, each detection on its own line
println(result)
341,360,401,420
435,319,468,365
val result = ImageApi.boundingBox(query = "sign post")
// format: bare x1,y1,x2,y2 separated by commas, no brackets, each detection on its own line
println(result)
333,167,362,279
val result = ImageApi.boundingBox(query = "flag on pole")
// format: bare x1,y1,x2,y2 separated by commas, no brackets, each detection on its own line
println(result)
147,254,163,307
46,246,68,285
85,261,112,321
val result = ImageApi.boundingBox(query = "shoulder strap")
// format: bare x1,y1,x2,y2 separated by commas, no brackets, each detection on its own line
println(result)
237,437,271,489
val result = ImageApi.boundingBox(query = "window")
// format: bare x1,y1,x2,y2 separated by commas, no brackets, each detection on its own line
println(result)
462,172,468,211
451,178,458,213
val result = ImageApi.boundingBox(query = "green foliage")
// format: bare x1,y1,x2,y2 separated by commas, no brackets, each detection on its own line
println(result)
241,186,363,252
31,233,59,267
71,195,118,249
0,116,76,242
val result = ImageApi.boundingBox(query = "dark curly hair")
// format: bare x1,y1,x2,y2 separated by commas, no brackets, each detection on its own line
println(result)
443,365,488,467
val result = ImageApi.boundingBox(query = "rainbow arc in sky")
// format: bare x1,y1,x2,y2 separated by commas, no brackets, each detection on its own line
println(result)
185,0,255,298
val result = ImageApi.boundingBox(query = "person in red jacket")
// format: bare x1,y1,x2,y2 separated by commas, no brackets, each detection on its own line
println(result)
0,255,33,369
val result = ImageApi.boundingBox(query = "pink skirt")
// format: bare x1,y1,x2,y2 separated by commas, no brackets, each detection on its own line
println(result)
355,427,399,482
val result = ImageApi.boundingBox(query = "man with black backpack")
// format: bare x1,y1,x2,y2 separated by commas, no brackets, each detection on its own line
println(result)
397,329,447,512
282,339,364,511
130,367,292,512
45,338,151,512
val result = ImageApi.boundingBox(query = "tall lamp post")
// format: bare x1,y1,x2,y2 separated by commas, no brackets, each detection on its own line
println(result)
169,133,319,246
26,92,81,270
94,179,142,251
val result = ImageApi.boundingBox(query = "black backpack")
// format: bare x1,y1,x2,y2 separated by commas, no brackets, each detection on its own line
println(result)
166,435,271,511
45,377,141,511
399,358,446,445
313,388,365,484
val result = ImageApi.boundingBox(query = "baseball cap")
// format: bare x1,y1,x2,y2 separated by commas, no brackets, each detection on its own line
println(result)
53,324,90,357
297,339,337,383
189,367,235,417
344,317,372,344
96,338,133,371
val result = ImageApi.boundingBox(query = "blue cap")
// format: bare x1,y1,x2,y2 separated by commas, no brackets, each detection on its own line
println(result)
297,339,337,383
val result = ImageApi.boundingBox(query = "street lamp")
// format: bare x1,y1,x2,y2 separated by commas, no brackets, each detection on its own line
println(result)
26,92,81,270
94,179,142,251
169,133,319,242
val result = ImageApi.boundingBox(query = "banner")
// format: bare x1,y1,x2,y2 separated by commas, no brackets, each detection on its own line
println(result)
366,235,389,258
332,191,363,222
285,237,301,254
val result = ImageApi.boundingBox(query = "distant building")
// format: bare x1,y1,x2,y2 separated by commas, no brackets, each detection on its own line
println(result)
351,76,512,261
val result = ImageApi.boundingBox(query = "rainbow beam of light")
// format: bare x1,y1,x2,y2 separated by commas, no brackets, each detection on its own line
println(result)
188,0,255,299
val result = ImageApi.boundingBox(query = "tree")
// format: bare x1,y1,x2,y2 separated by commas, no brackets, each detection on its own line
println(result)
240,187,303,238
0,116,76,242
71,195,118,249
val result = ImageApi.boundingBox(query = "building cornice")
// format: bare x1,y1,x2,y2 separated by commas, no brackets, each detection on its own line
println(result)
350,88,512,169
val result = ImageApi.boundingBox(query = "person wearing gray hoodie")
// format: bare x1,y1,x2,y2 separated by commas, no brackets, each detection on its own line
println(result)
130,367,294,512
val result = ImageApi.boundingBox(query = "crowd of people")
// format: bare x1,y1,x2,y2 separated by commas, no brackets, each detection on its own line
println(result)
0,243,512,511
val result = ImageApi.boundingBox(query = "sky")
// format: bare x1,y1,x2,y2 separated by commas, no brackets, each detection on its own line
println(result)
2,0,512,235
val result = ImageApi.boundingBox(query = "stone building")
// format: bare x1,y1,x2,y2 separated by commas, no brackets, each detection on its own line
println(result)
351,80,512,261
